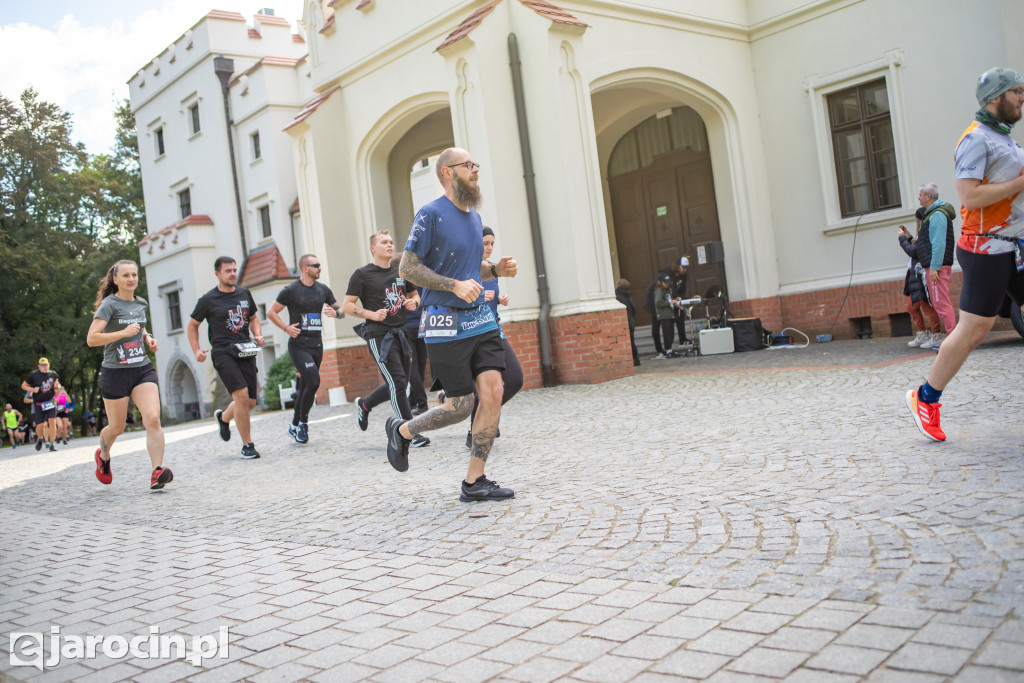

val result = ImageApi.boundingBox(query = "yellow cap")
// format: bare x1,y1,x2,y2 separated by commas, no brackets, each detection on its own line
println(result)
38,357,49,364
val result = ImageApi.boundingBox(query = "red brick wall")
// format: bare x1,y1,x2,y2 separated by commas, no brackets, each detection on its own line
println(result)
310,309,636,401
730,271,1014,339
315,345,381,404
547,309,635,385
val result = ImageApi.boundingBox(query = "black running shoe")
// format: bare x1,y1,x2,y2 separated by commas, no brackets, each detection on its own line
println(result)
215,409,231,442
411,434,430,448
48,443,56,452
288,423,298,441
460,475,515,502
295,423,309,444
412,403,428,416
36,440,42,451
355,398,369,431
385,417,410,472
240,443,260,459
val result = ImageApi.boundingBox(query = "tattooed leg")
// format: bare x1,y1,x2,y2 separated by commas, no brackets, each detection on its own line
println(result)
470,424,498,463
98,397,129,460
466,370,503,482
400,395,474,439
98,431,113,459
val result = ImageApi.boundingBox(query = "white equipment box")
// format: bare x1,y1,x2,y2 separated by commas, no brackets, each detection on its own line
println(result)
699,327,734,355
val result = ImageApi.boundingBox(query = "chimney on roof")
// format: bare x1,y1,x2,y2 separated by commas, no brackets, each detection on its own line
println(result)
258,8,275,15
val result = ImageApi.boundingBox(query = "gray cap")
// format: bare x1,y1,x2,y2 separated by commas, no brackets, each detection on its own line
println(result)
976,67,1023,106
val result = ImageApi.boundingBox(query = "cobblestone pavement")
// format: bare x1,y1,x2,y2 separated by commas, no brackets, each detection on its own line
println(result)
1,336,1022,682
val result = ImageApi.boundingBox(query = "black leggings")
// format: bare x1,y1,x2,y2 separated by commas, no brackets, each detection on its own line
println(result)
288,338,323,424
470,336,524,424
658,319,675,353
364,333,412,420
404,327,428,407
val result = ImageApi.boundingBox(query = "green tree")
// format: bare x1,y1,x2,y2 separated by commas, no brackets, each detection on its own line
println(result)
0,90,147,415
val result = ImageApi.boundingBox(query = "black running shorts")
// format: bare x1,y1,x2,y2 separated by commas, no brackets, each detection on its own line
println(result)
426,330,506,398
212,349,259,399
100,364,159,400
957,246,1024,317
32,404,56,423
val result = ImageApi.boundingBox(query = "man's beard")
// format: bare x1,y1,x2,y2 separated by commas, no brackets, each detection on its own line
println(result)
996,93,1022,124
453,174,482,210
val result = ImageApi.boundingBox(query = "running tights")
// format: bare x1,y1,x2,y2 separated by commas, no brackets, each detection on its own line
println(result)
288,339,323,424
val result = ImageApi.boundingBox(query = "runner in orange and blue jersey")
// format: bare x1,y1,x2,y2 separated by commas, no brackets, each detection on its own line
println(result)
906,67,1024,442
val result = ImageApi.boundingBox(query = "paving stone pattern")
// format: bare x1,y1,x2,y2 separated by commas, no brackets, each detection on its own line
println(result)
1,337,1022,682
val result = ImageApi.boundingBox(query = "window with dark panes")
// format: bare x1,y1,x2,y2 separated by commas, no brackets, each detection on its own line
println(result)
155,127,165,156
829,79,900,217
167,290,182,331
178,188,191,218
189,104,201,134
252,131,261,160
259,205,271,238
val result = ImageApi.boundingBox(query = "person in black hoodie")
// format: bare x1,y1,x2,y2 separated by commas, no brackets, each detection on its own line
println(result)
898,210,941,348
615,278,641,366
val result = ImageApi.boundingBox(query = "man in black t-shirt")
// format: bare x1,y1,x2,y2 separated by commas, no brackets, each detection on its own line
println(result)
188,256,265,459
21,358,61,452
344,231,429,448
268,253,343,444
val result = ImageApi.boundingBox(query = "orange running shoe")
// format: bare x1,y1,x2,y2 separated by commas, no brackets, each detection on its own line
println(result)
906,389,946,442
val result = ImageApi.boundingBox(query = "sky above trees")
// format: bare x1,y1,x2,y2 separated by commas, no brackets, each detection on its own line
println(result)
0,0,302,155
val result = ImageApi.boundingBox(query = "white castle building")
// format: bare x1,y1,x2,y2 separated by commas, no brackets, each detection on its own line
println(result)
130,0,1023,420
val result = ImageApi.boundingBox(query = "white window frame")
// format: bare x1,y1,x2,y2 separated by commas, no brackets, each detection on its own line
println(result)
159,280,184,334
181,92,203,139
251,130,262,161
805,49,915,234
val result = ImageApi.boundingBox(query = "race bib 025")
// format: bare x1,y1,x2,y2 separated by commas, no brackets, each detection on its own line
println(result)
419,306,457,338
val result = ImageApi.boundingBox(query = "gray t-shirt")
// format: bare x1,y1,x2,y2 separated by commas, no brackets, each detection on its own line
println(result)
94,295,152,369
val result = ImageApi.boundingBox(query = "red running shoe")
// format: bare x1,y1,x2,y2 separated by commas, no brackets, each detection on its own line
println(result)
150,466,174,490
95,449,112,485
906,389,946,442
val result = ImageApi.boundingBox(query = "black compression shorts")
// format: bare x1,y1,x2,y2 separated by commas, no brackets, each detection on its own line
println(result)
212,350,259,399
100,364,159,400
425,330,506,398
957,246,1024,317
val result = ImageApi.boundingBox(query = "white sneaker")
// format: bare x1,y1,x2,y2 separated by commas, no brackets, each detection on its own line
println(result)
654,353,666,359
925,332,946,350
907,330,931,348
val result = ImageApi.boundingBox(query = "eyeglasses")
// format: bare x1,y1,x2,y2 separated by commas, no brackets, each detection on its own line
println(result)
305,263,321,269
1009,87,1024,97
447,161,480,171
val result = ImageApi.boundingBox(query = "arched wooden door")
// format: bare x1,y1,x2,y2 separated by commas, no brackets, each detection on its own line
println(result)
608,107,727,326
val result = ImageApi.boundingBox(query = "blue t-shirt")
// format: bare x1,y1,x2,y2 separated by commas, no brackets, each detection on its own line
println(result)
406,196,486,310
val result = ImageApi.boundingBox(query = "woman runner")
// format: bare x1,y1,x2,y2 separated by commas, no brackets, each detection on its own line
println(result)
464,227,524,447
86,260,173,490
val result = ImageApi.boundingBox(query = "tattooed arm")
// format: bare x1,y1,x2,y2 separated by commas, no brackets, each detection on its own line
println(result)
400,250,481,304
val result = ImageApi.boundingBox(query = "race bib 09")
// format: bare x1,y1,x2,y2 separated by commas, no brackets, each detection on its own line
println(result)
234,341,260,358
301,313,322,331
